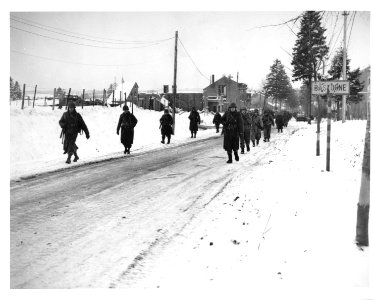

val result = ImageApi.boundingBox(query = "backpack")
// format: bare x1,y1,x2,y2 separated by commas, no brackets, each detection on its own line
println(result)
121,113,132,128
225,112,238,130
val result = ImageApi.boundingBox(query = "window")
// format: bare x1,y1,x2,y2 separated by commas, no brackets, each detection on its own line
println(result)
218,85,226,96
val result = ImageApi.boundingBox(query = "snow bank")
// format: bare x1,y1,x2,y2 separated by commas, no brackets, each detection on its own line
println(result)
122,119,369,295
10,105,216,180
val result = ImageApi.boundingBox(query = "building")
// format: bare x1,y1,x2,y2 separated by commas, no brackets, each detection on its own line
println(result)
107,82,139,106
163,92,203,111
203,75,249,112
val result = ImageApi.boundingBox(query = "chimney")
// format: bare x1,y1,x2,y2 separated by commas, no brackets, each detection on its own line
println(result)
212,75,215,84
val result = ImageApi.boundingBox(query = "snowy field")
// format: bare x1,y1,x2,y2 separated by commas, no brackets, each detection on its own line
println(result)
10,101,215,180
8,102,370,299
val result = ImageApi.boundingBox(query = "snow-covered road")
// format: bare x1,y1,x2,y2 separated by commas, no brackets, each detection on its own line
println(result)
10,124,295,288
10,119,368,296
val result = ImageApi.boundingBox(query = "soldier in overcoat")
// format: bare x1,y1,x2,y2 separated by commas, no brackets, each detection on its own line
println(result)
213,111,222,133
117,105,138,154
250,109,263,147
188,107,201,138
275,111,284,133
262,109,275,142
160,109,174,144
221,102,244,163
59,101,89,164
239,107,251,154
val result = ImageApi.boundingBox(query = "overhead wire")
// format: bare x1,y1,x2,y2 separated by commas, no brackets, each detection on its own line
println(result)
10,14,168,44
10,49,156,67
10,26,173,50
178,37,210,82
347,11,356,49
10,17,173,45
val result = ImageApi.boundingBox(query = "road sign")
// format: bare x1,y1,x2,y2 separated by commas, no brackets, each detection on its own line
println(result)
311,81,350,95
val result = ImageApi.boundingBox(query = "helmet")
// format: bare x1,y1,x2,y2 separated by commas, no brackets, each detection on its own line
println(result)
68,101,76,109
123,105,129,111
228,102,237,108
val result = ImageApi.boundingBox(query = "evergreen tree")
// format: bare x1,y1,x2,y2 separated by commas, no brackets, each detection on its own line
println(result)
286,88,299,110
291,11,329,116
328,48,364,103
10,77,14,100
13,81,22,100
264,59,292,110
299,83,310,113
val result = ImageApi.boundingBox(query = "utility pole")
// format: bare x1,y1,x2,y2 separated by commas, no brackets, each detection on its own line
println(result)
326,87,331,171
342,11,349,123
172,30,178,135
356,81,370,246
237,72,239,107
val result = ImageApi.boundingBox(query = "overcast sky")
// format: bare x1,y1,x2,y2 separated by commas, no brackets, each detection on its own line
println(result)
8,8,371,93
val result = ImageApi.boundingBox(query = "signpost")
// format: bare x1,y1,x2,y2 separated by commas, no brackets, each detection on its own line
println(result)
311,81,350,95
312,81,350,171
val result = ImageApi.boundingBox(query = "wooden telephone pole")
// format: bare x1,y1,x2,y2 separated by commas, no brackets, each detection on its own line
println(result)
172,31,178,135
342,11,348,123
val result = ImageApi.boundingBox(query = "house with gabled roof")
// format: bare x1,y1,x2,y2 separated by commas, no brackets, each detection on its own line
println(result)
202,75,249,112
107,81,139,106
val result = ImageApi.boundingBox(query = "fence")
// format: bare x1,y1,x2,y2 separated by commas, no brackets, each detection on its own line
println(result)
10,84,172,112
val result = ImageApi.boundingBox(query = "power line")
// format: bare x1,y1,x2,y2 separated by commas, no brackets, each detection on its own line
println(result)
178,37,210,82
10,26,173,50
327,12,339,50
328,18,345,58
10,49,155,67
10,17,173,45
347,11,356,49
10,14,168,44
247,13,304,31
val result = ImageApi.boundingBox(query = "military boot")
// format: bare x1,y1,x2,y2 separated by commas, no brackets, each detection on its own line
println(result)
247,145,250,152
226,152,233,164
73,151,79,162
66,153,72,164
234,151,239,161
240,148,244,154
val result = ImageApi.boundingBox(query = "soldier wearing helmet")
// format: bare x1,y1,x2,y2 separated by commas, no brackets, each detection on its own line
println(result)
58,101,90,164
220,102,244,163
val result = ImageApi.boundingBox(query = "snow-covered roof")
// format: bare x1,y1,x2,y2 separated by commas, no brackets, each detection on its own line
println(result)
107,81,137,104
157,96,169,107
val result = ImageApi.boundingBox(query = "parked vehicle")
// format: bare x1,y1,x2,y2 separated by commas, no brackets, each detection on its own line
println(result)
296,113,308,122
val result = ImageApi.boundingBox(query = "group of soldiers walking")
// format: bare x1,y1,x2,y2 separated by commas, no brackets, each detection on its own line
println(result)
213,103,292,163
58,101,291,165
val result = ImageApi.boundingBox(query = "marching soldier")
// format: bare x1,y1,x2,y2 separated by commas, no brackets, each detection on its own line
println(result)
239,107,251,154
213,111,222,133
160,109,174,144
221,103,244,163
250,109,263,147
59,101,89,164
262,109,275,142
188,107,201,138
116,105,138,154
